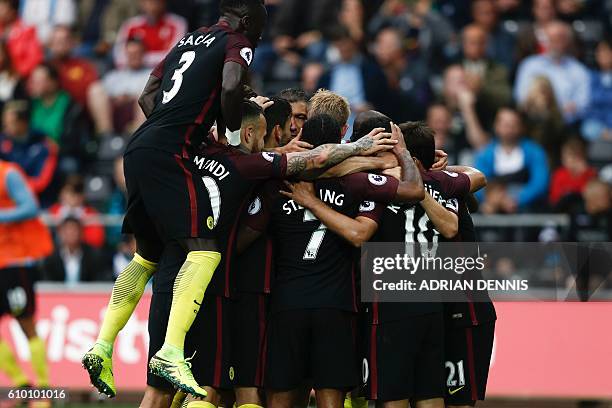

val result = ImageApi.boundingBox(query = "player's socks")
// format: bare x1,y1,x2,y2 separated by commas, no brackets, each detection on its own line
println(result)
98,253,157,343
170,391,187,408
149,251,221,398
28,337,49,387
344,394,367,408
237,405,264,408
186,402,216,408
164,251,221,349
82,253,157,398
0,340,29,386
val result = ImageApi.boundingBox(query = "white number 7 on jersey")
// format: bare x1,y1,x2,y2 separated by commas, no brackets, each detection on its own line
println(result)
303,209,327,260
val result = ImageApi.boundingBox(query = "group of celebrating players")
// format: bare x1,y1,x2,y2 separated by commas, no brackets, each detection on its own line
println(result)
80,1,496,407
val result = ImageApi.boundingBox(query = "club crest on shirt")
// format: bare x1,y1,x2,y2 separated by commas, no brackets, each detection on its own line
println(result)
240,47,253,66
359,201,375,212
368,173,387,186
248,197,262,215
262,152,275,162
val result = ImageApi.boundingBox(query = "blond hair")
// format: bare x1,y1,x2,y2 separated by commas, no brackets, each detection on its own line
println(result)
308,89,351,126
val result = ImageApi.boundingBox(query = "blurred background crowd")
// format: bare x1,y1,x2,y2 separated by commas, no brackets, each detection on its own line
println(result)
0,0,610,283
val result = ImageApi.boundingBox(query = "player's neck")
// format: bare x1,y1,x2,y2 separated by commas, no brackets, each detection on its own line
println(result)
218,15,241,32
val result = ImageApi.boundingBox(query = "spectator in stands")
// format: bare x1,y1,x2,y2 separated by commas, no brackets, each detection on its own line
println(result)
373,27,431,121
519,75,567,166
277,88,309,143
103,38,150,134
301,62,325,95
514,21,590,124
47,26,113,137
317,25,389,138
582,37,612,141
29,63,88,162
113,0,187,69
475,107,550,212
269,0,341,66
113,234,136,279
0,0,43,78
516,0,558,60
42,216,108,284
471,0,516,70
339,0,365,44
20,0,76,44
76,0,139,58
368,0,456,70
570,179,612,242
459,24,512,129
426,103,461,165
0,100,58,205
48,175,105,249
0,42,27,113
549,138,597,208
106,157,126,247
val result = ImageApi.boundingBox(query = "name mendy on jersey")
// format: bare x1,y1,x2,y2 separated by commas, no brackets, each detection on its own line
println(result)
178,32,216,48
283,190,345,215
194,156,230,181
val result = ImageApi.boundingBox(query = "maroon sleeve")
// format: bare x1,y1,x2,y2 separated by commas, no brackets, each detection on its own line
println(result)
438,170,471,198
151,56,167,78
444,197,460,215
243,189,272,232
225,31,254,68
356,201,386,223
345,172,399,204
232,152,288,180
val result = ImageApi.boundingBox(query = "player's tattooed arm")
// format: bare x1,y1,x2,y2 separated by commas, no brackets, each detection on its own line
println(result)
285,128,397,180
280,181,379,247
390,123,425,203
318,152,398,179
446,165,487,193
138,75,162,117
221,62,247,132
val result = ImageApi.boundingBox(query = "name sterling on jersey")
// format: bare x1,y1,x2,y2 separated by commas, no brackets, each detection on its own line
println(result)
283,189,345,215
194,155,230,180
178,32,216,48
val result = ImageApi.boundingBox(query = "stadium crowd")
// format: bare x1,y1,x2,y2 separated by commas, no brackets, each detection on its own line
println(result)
0,0,610,282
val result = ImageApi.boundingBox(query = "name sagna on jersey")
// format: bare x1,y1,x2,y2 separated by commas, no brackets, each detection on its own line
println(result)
178,32,216,48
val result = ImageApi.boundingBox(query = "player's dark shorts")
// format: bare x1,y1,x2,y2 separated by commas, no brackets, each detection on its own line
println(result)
147,292,233,390
444,322,495,406
122,145,214,245
264,308,358,391
363,313,445,402
0,267,36,318
230,293,268,388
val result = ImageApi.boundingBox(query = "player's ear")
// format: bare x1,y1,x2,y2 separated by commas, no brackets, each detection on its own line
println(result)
341,124,349,138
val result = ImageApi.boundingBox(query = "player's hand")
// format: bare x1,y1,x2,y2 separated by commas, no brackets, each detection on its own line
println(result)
354,127,397,156
278,129,313,153
279,181,318,208
431,150,448,171
390,122,407,154
250,96,275,111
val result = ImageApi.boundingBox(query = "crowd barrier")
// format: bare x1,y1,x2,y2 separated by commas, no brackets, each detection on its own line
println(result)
0,285,610,399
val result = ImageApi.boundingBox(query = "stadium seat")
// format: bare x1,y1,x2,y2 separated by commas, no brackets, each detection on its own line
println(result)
97,135,126,161
84,175,113,208
587,139,612,168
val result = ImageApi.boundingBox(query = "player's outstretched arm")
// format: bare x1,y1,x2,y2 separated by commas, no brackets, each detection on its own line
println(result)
285,128,397,180
446,165,487,193
280,181,379,248
221,61,247,138
138,75,162,118
390,123,425,203
319,152,398,179
420,192,459,239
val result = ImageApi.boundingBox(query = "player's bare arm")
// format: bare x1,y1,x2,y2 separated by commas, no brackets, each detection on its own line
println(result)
420,192,459,239
285,128,397,179
319,151,398,178
138,75,162,118
390,123,425,203
280,181,379,248
221,61,247,134
446,165,487,193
